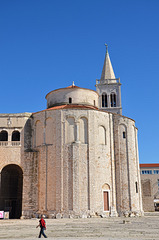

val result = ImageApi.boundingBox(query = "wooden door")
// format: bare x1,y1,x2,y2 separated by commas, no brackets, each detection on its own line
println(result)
103,191,109,211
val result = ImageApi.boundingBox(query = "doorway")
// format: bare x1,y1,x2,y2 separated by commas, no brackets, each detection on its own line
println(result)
103,191,109,211
0,164,23,219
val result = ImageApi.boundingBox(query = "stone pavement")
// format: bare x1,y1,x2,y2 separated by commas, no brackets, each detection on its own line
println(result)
0,213,159,240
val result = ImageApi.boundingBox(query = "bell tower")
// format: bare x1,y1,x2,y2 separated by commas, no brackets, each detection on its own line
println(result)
96,44,122,115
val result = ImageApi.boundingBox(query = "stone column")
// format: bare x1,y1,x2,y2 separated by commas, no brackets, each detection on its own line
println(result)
135,127,144,215
109,115,118,217
33,125,36,148
72,143,80,213
75,121,80,143
99,95,102,108
8,130,12,146
108,95,111,108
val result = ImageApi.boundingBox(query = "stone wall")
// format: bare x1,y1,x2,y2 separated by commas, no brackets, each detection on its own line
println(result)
140,171,159,212
30,108,117,217
0,113,32,172
113,114,143,216
27,108,143,218
21,151,39,218
141,179,154,212
0,110,143,218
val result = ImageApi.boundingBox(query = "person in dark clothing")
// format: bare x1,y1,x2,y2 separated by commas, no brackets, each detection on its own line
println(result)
36,215,47,238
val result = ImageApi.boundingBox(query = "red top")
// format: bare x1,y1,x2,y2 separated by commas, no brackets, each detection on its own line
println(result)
40,218,46,228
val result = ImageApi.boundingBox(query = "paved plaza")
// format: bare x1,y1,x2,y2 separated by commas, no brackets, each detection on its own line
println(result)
0,213,159,240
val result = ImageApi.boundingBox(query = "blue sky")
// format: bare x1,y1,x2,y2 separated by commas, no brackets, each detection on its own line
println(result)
0,0,159,163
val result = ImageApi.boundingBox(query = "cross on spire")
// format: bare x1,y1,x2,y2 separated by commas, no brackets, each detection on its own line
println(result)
105,43,108,53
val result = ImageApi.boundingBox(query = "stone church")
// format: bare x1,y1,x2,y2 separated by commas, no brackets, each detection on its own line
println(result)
0,47,143,219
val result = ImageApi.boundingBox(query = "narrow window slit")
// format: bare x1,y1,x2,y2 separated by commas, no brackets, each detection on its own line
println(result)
135,182,138,193
69,98,72,104
123,132,126,138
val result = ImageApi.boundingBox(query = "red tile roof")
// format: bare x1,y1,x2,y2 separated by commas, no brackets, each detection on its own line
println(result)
140,164,159,168
48,104,98,110
33,104,98,115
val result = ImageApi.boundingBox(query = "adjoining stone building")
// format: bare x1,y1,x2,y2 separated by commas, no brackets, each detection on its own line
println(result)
140,164,159,212
0,47,143,219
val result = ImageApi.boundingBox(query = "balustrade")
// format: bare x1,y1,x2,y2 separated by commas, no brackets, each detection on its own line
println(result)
0,141,21,146
0,142,8,146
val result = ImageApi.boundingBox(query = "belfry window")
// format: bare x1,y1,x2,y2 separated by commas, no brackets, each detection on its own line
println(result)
102,94,107,107
110,93,116,107
69,97,72,104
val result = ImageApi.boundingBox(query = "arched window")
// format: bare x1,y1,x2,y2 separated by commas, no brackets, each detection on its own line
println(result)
0,130,8,141
110,93,116,107
46,118,53,144
99,126,106,145
66,117,75,144
35,121,43,146
12,131,20,141
69,97,72,104
102,93,107,107
79,117,88,144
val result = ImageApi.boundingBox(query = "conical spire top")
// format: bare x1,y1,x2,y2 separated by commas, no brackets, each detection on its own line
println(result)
105,43,108,53
100,44,116,80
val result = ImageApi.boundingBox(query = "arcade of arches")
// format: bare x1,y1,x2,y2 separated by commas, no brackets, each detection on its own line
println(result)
0,164,23,219
0,130,20,142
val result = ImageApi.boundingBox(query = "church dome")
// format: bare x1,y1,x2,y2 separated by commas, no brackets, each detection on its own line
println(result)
45,84,99,109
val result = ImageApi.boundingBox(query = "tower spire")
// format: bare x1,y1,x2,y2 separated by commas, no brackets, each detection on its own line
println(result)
101,44,116,80
96,45,122,115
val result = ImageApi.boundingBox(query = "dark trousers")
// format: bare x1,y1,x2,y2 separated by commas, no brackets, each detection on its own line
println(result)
38,227,47,238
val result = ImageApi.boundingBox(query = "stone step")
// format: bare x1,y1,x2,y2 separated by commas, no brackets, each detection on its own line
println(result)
144,211,159,216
